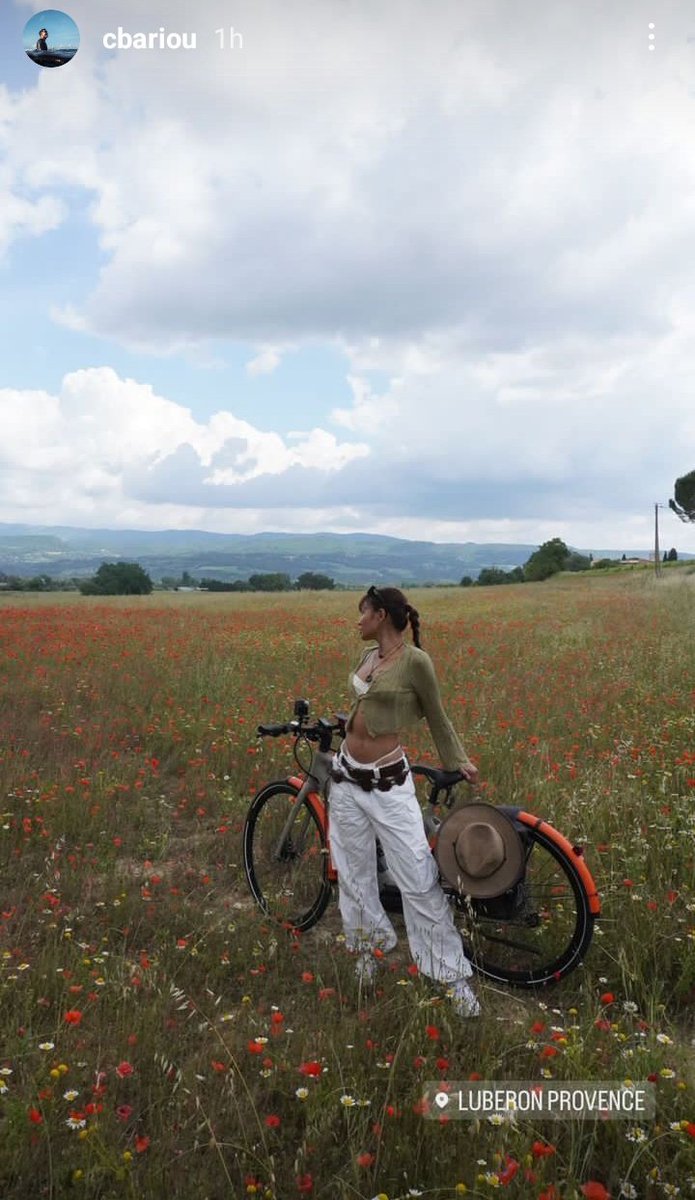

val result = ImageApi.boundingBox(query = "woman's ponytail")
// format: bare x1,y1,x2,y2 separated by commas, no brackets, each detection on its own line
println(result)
407,604,421,648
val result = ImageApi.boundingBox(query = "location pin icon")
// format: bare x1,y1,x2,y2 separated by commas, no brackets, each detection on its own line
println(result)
434,1091,449,1109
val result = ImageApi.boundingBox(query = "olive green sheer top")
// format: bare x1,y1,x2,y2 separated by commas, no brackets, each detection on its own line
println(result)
345,643,473,773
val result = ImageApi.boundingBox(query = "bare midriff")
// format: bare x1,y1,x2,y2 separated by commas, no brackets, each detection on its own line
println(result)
344,647,405,765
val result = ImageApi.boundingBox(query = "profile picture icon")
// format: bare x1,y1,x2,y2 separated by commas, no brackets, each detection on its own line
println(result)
24,9,79,68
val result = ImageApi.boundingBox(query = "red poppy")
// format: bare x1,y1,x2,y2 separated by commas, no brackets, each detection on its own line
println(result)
296,1174,314,1193
248,1040,265,1055
116,1104,133,1122
211,1060,227,1073
265,1114,281,1128
356,1152,376,1167
532,1140,556,1159
540,1045,559,1058
271,1011,285,1024
134,1134,150,1153
599,992,615,1005
298,1061,322,1077
64,1010,83,1025
28,1107,43,1125
115,1061,134,1078
499,1156,520,1185
425,1025,440,1041
301,971,314,983
685,1123,695,1138
581,1183,610,1200
530,1020,546,1034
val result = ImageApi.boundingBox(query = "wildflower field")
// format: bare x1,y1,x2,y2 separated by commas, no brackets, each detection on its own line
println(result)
1,571,694,1200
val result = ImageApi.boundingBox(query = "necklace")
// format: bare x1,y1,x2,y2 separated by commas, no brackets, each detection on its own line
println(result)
365,641,404,683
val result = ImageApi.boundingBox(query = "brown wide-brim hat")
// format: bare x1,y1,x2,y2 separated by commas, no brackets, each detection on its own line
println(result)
435,803,525,899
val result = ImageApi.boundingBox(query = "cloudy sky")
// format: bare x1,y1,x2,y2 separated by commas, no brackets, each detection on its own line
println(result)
1,0,694,551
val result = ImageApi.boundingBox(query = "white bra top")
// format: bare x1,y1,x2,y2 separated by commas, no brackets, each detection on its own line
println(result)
352,673,371,696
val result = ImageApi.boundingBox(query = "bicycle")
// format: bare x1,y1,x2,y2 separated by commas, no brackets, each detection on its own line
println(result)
242,699,601,988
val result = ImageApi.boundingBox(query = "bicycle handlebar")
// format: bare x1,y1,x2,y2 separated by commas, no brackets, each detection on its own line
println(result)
257,722,293,737
257,714,345,753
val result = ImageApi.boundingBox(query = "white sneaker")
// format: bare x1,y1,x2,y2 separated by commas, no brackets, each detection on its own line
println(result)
449,979,481,1018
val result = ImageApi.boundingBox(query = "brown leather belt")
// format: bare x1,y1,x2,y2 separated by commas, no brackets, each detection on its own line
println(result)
330,753,409,792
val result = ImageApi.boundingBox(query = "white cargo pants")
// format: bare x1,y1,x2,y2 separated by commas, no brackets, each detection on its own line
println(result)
328,751,473,984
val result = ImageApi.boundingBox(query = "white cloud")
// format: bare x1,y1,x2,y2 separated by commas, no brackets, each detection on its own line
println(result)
331,375,400,432
4,0,693,354
0,367,369,523
3,1,695,549
246,347,283,376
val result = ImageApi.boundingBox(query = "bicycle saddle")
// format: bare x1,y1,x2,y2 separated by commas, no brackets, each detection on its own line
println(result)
412,764,464,789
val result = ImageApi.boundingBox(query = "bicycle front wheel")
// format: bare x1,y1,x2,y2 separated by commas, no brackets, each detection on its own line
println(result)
242,781,332,933
450,819,595,987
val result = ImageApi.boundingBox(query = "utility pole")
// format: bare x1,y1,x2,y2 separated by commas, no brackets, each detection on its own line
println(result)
654,502,662,578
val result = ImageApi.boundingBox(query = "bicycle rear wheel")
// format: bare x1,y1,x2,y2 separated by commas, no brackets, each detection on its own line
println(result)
243,781,332,932
449,819,595,987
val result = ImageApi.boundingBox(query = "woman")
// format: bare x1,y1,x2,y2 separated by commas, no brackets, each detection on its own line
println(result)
328,585,481,1017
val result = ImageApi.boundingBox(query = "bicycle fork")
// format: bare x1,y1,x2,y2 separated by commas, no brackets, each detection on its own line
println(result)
272,750,335,864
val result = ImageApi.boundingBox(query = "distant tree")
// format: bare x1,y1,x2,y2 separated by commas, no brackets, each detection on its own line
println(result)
80,562,153,595
669,469,695,522
667,547,678,562
296,572,335,590
199,578,250,591
247,572,292,592
180,570,196,586
523,538,570,582
477,567,509,586
593,558,615,569
564,552,592,573
460,575,474,588
621,554,627,561
25,573,53,591
663,551,668,562
476,566,525,586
